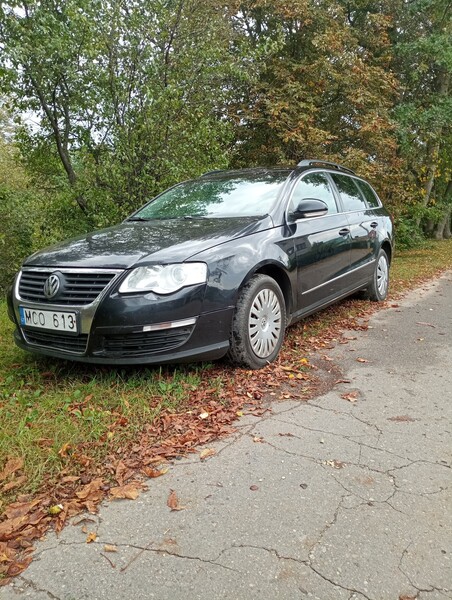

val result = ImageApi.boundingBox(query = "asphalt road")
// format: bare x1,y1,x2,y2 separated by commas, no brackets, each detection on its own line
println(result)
2,272,451,600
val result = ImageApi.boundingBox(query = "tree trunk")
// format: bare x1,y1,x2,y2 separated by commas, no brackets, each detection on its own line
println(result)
28,73,89,215
433,180,452,239
415,70,450,228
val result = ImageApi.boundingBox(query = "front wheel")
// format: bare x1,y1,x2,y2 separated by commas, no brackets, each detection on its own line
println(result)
228,274,286,369
364,248,390,301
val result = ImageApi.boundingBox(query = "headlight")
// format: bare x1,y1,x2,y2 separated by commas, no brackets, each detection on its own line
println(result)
119,263,207,295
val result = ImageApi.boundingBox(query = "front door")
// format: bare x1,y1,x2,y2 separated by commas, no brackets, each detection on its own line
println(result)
287,172,351,312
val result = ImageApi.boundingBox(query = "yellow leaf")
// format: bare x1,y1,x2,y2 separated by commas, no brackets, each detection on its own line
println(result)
86,532,97,543
199,448,216,460
104,544,118,553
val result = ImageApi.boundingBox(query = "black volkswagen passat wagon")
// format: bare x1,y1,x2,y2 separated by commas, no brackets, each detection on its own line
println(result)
7,159,393,369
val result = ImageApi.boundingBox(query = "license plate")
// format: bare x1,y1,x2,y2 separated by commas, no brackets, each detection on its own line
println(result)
19,306,79,334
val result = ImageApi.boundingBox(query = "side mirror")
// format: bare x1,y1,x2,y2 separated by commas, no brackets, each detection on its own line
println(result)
291,198,328,220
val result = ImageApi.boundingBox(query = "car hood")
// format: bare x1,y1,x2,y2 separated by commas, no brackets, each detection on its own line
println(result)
24,217,273,269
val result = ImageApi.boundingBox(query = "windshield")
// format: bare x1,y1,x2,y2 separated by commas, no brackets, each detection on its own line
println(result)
130,173,288,220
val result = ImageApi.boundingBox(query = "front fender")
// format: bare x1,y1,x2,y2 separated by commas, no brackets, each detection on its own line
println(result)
193,227,296,313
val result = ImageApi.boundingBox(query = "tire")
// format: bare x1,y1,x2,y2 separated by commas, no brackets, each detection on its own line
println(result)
228,274,286,369
364,248,390,301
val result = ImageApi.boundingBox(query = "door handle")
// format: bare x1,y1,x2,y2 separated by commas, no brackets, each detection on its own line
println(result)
339,228,350,236
370,222,378,228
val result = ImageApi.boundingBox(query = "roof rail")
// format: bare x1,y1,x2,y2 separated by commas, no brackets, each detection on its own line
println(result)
297,159,355,176
200,169,227,177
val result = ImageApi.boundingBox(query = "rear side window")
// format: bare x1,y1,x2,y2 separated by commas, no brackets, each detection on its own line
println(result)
290,172,338,215
356,180,381,208
331,174,368,212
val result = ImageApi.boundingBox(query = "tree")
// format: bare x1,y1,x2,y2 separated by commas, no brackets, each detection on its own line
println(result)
0,0,239,223
230,1,400,192
393,0,452,237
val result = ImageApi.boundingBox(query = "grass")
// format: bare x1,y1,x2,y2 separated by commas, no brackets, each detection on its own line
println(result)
0,239,451,508
0,328,220,501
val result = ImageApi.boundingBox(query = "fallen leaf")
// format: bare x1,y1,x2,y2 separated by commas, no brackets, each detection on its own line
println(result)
416,321,436,328
341,392,358,403
0,458,24,482
199,448,216,460
167,490,185,511
335,379,351,385
250,485,259,491
6,556,33,577
60,475,80,484
104,544,118,553
86,532,97,543
110,483,141,500
76,478,104,501
1,475,27,493
324,460,346,469
142,466,168,478
58,443,71,458
40,371,54,378
356,358,369,363
199,412,209,420
253,436,264,443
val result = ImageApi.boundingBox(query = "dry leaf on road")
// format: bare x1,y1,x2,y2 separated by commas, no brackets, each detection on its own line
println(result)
167,490,185,511
110,483,141,500
341,392,358,402
199,448,216,461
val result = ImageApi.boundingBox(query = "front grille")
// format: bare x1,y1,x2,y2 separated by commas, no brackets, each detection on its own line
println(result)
102,326,194,357
23,331,88,354
19,270,118,305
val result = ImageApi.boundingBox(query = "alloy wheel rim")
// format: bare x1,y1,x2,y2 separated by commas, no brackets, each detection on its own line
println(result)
248,289,282,358
377,255,388,297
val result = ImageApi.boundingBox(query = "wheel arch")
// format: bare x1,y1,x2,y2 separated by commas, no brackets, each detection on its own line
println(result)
249,263,293,320
381,240,393,264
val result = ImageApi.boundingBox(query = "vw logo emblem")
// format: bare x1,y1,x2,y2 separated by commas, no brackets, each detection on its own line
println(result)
43,274,61,299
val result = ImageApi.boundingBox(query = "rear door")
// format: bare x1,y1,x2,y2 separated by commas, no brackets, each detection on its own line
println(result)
329,173,380,286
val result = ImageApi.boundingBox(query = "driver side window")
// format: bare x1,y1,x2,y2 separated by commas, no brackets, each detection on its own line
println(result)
289,173,338,215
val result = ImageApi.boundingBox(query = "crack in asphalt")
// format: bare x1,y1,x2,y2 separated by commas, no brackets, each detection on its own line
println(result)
15,577,62,600
398,542,452,598
227,543,375,600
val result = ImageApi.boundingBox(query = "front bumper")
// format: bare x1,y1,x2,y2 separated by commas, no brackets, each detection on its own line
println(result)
12,310,232,365
8,270,233,365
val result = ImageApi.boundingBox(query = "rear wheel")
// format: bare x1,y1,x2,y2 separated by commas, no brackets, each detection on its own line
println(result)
228,274,286,369
364,248,389,301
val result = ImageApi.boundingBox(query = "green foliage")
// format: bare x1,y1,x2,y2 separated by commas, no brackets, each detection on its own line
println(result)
0,0,241,222
0,0,450,248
